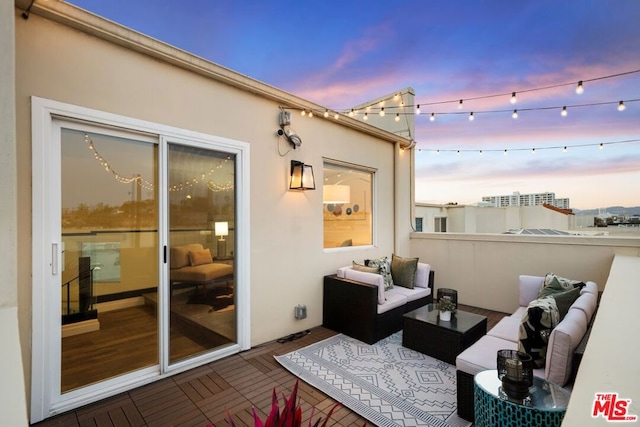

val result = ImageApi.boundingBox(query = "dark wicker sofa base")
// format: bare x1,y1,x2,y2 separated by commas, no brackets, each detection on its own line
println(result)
322,271,434,345
456,370,476,421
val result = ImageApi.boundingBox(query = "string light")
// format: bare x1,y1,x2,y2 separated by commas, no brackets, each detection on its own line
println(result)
430,113,435,121
279,69,640,123
469,112,474,121
395,113,400,122
512,109,518,119
363,112,368,121
561,106,568,116
415,138,639,154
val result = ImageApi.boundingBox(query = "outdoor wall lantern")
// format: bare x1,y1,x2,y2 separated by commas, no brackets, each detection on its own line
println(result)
289,160,315,191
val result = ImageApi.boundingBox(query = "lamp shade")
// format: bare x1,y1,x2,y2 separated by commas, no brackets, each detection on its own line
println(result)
289,160,315,190
214,221,228,237
323,184,350,204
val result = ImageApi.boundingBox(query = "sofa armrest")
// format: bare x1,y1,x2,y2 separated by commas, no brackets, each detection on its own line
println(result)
518,275,544,306
323,274,378,344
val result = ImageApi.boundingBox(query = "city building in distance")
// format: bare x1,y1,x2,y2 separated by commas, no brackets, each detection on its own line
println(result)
481,191,569,209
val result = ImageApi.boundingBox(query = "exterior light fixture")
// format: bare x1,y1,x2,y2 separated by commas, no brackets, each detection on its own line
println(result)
416,104,421,115
618,101,626,111
511,92,517,104
576,81,584,94
430,113,435,121
512,109,518,119
289,160,316,191
561,106,568,116
395,113,400,122
469,112,474,121
458,99,464,109
363,112,368,121
379,107,385,117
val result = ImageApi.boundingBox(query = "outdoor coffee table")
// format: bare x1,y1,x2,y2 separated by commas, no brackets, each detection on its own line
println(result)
402,304,487,364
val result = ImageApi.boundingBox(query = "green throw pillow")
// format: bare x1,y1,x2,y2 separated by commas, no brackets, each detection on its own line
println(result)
537,277,581,319
390,254,419,289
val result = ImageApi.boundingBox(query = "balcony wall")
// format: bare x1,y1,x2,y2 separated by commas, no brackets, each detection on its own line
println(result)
410,232,640,313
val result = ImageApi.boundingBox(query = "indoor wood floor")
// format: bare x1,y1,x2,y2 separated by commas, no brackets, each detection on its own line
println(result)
35,304,506,427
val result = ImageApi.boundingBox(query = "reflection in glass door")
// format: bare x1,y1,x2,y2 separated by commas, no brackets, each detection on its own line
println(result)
167,143,236,364
60,128,159,392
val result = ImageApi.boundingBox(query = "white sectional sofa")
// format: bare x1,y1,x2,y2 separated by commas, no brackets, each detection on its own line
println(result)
455,274,599,421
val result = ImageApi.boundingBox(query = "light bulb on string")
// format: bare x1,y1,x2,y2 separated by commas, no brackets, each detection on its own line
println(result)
416,105,421,115
324,109,329,118
363,112,368,121
395,113,400,122
469,112,474,121
301,110,306,117
436,149,440,155
576,81,584,94
531,148,536,154
379,107,385,117
599,143,604,150
457,150,461,155
511,92,517,104
458,100,463,109
479,150,483,155
308,110,313,118
563,146,568,153
618,101,626,111
504,149,508,155
430,113,435,122
334,112,340,120
349,109,354,117
561,106,568,116
512,110,518,119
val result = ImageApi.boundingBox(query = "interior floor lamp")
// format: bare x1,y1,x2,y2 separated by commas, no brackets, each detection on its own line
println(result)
215,221,228,257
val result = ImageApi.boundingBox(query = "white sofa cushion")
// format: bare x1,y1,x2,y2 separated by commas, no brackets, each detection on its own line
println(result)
342,268,385,305
414,263,431,289
518,275,544,306
569,292,598,324
377,292,407,314
545,308,588,386
387,285,431,303
510,306,527,319
486,316,520,343
456,335,545,379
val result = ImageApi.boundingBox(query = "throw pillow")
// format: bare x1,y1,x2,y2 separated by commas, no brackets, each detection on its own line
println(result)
537,276,581,319
518,297,560,368
543,272,585,290
352,261,379,274
188,248,213,266
365,257,394,290
390,254,419,289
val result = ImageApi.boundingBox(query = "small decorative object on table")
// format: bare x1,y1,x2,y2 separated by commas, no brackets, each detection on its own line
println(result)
436,295,456,322
497,349,533,399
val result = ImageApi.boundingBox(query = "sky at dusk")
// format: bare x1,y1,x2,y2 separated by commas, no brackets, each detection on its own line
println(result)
66,0,640,210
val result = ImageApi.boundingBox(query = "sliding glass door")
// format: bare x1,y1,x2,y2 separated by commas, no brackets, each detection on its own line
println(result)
167,143,237,363
31,97,248,423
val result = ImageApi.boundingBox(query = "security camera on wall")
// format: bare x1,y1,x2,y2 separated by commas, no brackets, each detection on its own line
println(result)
278,110,303,148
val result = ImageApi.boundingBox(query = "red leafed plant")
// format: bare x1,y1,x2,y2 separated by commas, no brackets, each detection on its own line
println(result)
225,379,355,427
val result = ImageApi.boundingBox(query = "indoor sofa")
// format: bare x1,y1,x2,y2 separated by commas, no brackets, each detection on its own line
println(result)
455,274,599,421
169,243,234,296
323,256,434,345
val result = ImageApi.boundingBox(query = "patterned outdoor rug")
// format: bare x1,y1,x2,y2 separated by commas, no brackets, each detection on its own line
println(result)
275,332,471,427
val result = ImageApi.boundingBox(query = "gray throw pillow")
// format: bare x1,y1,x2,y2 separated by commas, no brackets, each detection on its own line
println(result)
390,254,419,289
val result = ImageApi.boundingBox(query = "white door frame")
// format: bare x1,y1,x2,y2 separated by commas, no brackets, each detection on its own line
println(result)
30,96,251,423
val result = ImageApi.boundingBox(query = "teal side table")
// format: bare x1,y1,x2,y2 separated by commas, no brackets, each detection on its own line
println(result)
474,370,570,427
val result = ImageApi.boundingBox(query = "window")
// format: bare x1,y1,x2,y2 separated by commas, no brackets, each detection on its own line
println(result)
323,160,374,248
435,217,447,233
415,217,423,232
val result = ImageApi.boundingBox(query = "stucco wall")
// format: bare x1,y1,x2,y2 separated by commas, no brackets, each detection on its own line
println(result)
410,232,640,313
15,6,411,402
